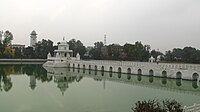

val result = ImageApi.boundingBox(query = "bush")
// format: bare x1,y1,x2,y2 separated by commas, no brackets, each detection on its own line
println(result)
132,99,183,112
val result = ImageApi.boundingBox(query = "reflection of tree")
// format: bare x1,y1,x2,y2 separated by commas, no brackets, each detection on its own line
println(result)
23,64,52,83
0,64,52,91
0,65,13,92
3,76,12,92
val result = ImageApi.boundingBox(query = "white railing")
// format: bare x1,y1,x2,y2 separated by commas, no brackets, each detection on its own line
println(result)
184,103,200,112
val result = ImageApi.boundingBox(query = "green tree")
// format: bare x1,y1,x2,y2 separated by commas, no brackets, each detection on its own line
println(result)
24,47,35,58
151,50,163,58
3,30,13,46
35,39,54,59
123,42,150,61
0,30,13,58
89,41,104,59
68,39,86,58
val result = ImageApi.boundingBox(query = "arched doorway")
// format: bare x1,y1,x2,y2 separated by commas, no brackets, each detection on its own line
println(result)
118,67,122,73
162,71,167,77
138,69,142,75
109,67,113,72
149,69,153,76
176,72,182,79
193,73,199,80
127,68,131,74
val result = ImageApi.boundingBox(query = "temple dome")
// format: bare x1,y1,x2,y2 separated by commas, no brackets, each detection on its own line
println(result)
30,30,37,35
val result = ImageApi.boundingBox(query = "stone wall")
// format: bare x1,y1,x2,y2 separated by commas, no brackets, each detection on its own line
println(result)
68,60,200,80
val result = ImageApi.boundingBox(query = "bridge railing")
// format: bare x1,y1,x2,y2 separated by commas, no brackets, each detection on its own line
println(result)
75,60,200,71
184,103,200,112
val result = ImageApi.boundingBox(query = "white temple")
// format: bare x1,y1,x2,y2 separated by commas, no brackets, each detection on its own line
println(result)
43,39,80,67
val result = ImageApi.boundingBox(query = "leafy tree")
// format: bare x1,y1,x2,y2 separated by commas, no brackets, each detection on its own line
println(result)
3,30,13,46
68,39,86,58
0,30,14,58
123,42,150,61
107,44,126,60
94,41,104,49
164,46,200,63
14,47,23,58
151,50,163,58
24,47,35,58
35,39,54,59
89,41,104,59
4,46,15,58
132,99,162,112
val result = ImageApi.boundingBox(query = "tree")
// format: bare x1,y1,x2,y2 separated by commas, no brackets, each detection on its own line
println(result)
3,30,13,46
106,44,126,60
89,41,104,59
132,99,162,112
123,42,150,61
68,39,86,58
24,47,35,58
164,46,200,64
151,50,163,58
0,30,14,58
35,39,54,59
4,46,15,58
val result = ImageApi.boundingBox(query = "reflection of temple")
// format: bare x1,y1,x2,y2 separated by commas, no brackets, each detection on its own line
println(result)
43,66,200,96
54,75,69,96
44,67,84,95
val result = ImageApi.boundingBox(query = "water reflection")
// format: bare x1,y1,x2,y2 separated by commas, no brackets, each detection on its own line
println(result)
149,76,153,83
176,79,182,87
0,64,200,96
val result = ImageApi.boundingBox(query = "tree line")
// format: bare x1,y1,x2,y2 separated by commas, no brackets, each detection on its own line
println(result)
0,30,200,64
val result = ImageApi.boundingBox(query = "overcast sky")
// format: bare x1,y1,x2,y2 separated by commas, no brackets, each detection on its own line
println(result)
0,0,200,52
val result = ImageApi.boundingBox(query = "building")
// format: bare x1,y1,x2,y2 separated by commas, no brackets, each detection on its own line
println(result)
30,30,37,47
11,44,25,53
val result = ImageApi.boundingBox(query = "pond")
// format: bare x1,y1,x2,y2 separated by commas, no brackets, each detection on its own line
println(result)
0,64,200,112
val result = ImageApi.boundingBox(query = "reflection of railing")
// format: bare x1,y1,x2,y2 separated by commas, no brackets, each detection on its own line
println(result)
184,103,200,112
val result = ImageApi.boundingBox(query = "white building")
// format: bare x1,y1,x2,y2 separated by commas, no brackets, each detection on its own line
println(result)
30,30,37,47
43,39,80,67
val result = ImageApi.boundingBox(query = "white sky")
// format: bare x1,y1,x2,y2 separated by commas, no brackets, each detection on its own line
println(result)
1,0,200,52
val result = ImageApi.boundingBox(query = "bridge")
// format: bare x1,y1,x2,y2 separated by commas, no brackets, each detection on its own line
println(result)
64,60,200,80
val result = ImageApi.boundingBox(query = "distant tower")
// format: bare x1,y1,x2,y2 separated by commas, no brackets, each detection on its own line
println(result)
30,30,37,47
104,34,107,46
0,31,3,41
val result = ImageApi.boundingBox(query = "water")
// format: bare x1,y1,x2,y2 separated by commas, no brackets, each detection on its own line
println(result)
0,64,200,112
